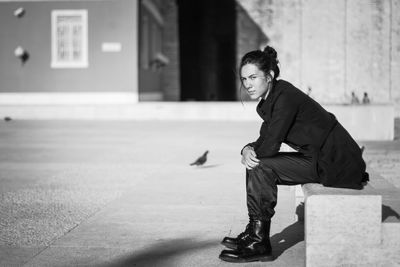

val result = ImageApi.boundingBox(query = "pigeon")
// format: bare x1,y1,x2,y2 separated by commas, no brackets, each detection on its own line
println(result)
190,150,209,166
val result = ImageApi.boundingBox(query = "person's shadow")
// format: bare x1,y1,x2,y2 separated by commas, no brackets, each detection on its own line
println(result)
102,237,218,267
270,203,304,258
103,205,306,266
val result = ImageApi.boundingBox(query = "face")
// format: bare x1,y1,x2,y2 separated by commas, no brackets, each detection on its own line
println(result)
240,63,270,100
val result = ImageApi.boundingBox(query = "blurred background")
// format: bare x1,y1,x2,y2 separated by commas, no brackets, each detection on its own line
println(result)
0,0,399,111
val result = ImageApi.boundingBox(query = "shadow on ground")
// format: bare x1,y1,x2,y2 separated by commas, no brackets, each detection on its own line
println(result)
195,164,222,169
382,204,400,222
271,204,304,258
103,237,218,267
102,219,304,267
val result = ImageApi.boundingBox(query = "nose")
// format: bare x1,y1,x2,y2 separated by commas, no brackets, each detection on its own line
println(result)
243,80,252,89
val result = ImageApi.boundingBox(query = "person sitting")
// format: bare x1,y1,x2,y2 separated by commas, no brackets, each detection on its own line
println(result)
219,46,368,263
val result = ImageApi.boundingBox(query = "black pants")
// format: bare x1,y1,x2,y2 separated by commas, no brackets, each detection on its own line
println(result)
246,152,319,221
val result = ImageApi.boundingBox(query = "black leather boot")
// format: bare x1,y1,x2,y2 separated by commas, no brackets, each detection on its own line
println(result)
219,220,273,263
221,222,251,250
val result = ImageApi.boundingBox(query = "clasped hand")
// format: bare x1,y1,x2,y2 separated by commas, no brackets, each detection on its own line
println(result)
241,146,260,170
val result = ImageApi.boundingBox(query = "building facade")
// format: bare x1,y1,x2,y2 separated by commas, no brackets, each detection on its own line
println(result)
0,0,140,105
1,0,399,114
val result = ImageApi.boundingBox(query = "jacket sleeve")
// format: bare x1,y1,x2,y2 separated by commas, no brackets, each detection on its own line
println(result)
255,94,298,157
240,122,268,154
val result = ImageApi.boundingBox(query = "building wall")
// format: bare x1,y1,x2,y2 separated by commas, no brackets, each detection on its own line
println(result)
302,0,346,102
392,0,400,112
346,0,391,103
0,0,137,94
236,0,400,108
236,3,269,101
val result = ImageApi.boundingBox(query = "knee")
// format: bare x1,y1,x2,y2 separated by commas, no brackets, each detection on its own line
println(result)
246,159,272,173
246,164,267,177
246,165,261,175
246,163,277,181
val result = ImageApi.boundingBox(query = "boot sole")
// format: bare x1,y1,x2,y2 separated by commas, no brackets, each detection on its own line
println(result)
220,241,237,250
219,254,274,263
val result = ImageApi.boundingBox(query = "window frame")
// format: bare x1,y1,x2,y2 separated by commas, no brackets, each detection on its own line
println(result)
51,9,88,69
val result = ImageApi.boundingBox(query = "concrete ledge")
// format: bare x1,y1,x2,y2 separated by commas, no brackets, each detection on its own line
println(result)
305,188,381,245
324,104,394,141
0,102,259,121
301,176,400,266
0,102,394,140
303,184,381,266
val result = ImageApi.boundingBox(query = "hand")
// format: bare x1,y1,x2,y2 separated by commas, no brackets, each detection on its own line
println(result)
241,146,260,170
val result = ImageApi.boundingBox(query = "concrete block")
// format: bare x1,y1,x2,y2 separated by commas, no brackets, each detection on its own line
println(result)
305,194,382,245
380,223,400,267
382,222,400,246
303,183,383,266
306,243,382,267
307,222,400,266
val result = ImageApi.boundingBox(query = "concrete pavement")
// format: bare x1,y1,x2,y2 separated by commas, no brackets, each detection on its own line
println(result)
0,120,399,266
0,120,304,266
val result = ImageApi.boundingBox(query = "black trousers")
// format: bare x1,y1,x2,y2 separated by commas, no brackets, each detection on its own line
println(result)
246,152,319,221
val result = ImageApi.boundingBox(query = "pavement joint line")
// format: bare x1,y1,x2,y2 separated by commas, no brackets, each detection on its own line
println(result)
21,163,174,265
21,246,50,266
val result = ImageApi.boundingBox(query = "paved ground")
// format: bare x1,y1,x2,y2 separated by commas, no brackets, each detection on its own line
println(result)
0,119,399,266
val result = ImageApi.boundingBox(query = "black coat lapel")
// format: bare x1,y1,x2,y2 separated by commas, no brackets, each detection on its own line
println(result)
257,80,283,121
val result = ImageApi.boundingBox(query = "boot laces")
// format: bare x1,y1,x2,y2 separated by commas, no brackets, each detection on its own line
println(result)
236,222,251,239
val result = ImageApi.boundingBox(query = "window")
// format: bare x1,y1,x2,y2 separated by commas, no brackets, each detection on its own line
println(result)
51,10,88,68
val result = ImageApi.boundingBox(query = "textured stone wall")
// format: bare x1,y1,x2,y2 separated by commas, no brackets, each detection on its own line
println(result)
236,0,400,109
346,0,391,103
392,0,400,114
236,0,302,87
236,3,269,100
302,0,346,102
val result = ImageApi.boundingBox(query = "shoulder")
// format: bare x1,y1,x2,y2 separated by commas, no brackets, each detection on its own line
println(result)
275,80,308,103
273,80,301,100
275,80,302,94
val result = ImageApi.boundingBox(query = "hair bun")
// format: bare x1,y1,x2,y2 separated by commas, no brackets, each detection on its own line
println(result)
263,46,278,61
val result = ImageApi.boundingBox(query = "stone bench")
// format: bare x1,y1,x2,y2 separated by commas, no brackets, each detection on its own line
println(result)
296,170,400,266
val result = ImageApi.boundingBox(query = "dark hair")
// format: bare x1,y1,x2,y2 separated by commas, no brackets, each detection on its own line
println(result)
239,46,280,81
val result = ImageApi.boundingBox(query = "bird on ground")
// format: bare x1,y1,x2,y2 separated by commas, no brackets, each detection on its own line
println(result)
4,117,12,121
190,150,209,166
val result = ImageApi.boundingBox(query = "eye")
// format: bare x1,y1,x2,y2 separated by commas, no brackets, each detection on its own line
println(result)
250,76,257,80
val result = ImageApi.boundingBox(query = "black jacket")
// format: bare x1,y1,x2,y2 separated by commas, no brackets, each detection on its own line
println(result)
243,79,367,189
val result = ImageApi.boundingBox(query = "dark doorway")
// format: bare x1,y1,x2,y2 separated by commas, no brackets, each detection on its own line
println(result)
177,0,237,101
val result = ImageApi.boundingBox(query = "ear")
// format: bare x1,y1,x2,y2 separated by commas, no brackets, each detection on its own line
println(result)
266,70,274,82
269,70,275,79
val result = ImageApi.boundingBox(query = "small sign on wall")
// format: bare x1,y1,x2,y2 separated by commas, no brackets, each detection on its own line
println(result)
101,42,122,52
